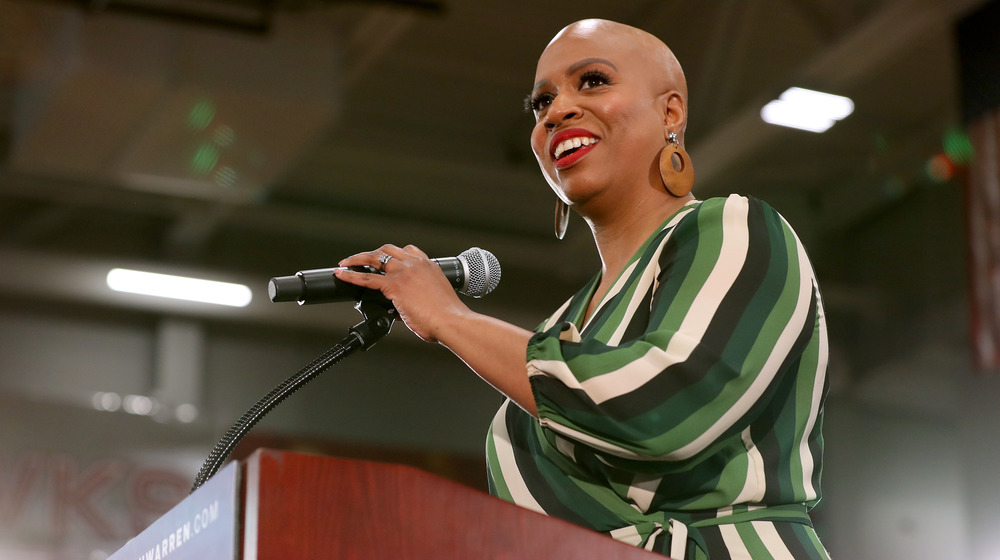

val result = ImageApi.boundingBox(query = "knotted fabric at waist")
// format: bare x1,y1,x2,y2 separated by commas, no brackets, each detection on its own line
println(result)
613,504,816,557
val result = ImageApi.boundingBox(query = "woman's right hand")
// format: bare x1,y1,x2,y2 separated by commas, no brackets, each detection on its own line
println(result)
334,243,539,416
333,244,467,344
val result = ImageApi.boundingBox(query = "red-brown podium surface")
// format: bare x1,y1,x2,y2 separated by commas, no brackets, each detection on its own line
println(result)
242,448,667,559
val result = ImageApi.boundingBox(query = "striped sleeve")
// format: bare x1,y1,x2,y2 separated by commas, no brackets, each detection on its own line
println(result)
526,195,822,461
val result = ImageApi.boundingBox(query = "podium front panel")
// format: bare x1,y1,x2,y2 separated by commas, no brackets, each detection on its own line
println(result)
241,449,664,559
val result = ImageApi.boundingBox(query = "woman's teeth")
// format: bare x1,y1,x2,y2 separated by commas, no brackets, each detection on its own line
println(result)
554,136,599,159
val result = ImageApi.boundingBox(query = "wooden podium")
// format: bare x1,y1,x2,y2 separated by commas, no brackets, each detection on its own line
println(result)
113,448,666,559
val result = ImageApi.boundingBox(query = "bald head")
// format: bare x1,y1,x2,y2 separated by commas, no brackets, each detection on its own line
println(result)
544,19,687,104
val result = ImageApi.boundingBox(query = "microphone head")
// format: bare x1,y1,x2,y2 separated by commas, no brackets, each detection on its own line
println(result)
459,247,501,298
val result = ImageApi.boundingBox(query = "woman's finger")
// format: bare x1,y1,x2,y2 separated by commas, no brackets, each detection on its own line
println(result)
403,244,429,259
339,244,404,270
333,266,385,288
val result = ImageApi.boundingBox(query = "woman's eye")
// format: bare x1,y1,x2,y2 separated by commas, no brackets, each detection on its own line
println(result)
528,92,554,113
580,70,612,90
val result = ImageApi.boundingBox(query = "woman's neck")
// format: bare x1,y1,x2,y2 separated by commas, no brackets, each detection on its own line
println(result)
576,191,693,323
586,193,693,282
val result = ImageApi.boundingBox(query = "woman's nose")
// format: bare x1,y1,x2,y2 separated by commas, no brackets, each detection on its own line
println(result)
544,94,581,129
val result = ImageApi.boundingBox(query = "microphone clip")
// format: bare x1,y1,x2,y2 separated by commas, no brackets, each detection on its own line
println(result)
349,292,397,351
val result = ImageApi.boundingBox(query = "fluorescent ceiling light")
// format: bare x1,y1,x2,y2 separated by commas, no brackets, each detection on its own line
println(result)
107,268,252,307
761,87,854,133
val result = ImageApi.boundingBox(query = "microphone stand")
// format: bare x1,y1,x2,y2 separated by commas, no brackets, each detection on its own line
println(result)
190,292,398,493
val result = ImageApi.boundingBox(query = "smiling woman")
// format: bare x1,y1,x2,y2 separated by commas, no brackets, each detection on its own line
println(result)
332,18,831,560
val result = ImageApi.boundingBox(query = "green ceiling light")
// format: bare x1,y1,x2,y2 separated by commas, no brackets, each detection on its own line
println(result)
191,142,220,176
943,127,974,166
187,98,217,131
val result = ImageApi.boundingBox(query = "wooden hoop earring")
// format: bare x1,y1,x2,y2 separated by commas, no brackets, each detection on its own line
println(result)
659,132,694,198
554,199,570,239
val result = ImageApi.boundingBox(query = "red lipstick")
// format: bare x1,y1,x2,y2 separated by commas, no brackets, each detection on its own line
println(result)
549,128,600,170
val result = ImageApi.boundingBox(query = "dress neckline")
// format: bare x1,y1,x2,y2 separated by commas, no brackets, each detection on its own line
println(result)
572,199,703,331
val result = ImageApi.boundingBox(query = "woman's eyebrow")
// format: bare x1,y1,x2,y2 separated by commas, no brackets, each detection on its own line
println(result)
565,57,618,75
531,58,619,93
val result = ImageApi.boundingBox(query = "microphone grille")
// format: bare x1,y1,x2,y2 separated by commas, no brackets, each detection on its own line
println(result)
459,247,501,298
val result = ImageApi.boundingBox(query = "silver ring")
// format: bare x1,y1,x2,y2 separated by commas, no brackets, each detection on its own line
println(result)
377,252,392,273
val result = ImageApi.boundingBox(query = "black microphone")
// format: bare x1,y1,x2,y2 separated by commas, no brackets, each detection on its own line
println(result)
268,247,501,305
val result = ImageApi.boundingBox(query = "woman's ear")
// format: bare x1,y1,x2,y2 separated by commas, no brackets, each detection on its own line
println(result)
659,91,687,142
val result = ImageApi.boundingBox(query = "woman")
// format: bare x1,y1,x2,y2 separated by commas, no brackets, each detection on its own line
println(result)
335,19,830,560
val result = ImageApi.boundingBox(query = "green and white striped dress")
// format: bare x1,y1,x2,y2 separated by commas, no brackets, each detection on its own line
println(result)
487,195,831,559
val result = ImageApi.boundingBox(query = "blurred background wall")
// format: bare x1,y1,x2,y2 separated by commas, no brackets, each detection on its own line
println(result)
1,0,999,558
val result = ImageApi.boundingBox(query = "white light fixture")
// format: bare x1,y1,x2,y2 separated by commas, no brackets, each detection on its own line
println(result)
175,403,200,423
761,87,855,133
92,391,122,412
122,394,156,416
107,268,252,307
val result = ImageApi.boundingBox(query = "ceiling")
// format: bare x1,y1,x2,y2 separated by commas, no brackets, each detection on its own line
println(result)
0,0,985,340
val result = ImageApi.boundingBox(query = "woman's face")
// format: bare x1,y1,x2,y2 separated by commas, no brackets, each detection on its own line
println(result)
528,27,667,210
